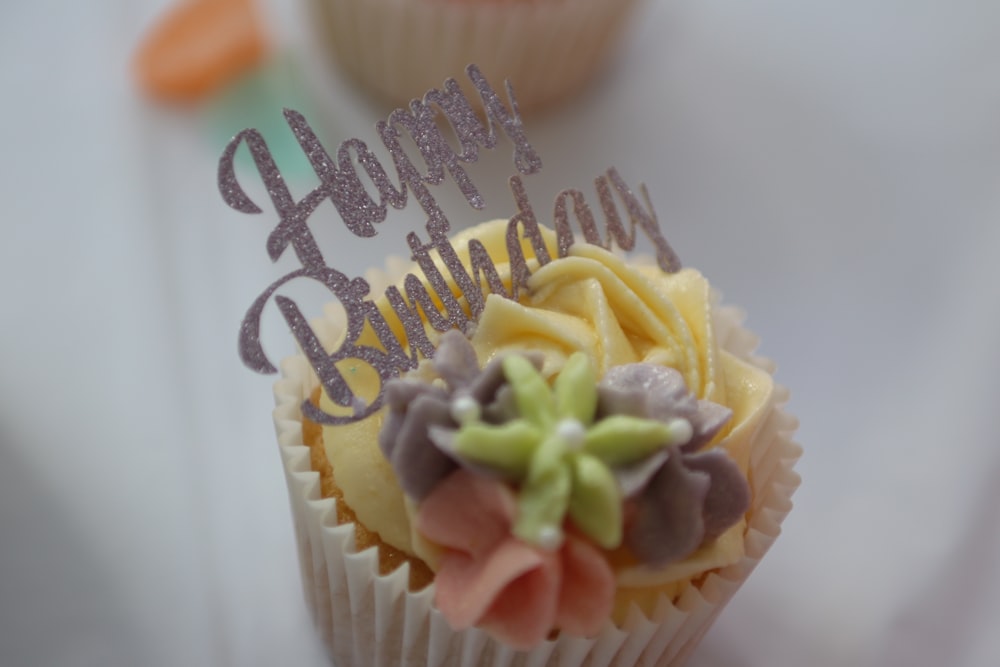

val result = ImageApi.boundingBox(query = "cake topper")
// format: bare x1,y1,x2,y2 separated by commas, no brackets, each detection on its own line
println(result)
221,64,682,424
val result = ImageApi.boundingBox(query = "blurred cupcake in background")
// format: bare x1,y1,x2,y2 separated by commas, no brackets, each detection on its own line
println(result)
133,0,642,113
309,0,644,113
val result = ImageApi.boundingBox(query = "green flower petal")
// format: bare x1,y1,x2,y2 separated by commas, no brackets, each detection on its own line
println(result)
568,454,623,549
583,416,674,465
554,352,598,424
453,421,542,478
513,435,570,548
502,355,555,427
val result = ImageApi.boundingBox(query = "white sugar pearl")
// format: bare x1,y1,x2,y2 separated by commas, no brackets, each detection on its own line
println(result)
667,418,693,445
536,525,564,552
450,396,481,425
556,418,586,450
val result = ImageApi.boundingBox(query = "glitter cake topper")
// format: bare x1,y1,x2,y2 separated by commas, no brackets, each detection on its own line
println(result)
221,64,681,425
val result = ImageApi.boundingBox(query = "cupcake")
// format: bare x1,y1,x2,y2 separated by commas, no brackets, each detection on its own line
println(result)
271,219,801,666
308,0,644,112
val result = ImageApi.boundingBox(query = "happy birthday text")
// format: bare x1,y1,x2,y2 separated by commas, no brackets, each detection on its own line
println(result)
220,65,681,424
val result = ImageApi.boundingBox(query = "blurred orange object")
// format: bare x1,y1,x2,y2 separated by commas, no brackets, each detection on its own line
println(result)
134,0,269,102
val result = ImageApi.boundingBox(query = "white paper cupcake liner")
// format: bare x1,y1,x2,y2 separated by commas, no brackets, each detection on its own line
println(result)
308,0,643,112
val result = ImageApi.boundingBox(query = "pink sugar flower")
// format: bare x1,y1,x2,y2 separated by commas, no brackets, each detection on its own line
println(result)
416,470,616,649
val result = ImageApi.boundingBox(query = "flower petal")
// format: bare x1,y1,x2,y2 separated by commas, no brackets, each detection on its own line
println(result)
451,421,541,478
683,449,750,543
502,355,555,427
379,379,446,461
433,330,481,390
428,427,523,483
625,447,710,566
584,415,674,465
467,355,509,406
597,364,694,420
568,454,623,549
385,391,457,500
681,400,733,453
469,351,544,407
555,534,616,638
478,549,561,650
514,436,571,547
614,449,670,498
554,352,598,423
416,471,516,558
434,540,551,640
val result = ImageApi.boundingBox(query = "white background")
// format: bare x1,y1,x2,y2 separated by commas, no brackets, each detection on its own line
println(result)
2,1,1000,665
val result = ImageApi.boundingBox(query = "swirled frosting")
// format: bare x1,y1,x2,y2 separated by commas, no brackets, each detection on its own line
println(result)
319,220,774,587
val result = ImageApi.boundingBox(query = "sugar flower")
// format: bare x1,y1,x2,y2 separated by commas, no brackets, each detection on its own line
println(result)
431,351,692,551
415,470,615,649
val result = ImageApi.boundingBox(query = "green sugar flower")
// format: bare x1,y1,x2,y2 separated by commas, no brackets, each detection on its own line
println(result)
448,352,693,551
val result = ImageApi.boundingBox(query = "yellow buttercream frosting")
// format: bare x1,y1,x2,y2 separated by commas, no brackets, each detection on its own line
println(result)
318,219,773,591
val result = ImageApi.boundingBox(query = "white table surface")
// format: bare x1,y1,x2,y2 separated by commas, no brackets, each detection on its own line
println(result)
3,1,1000,665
